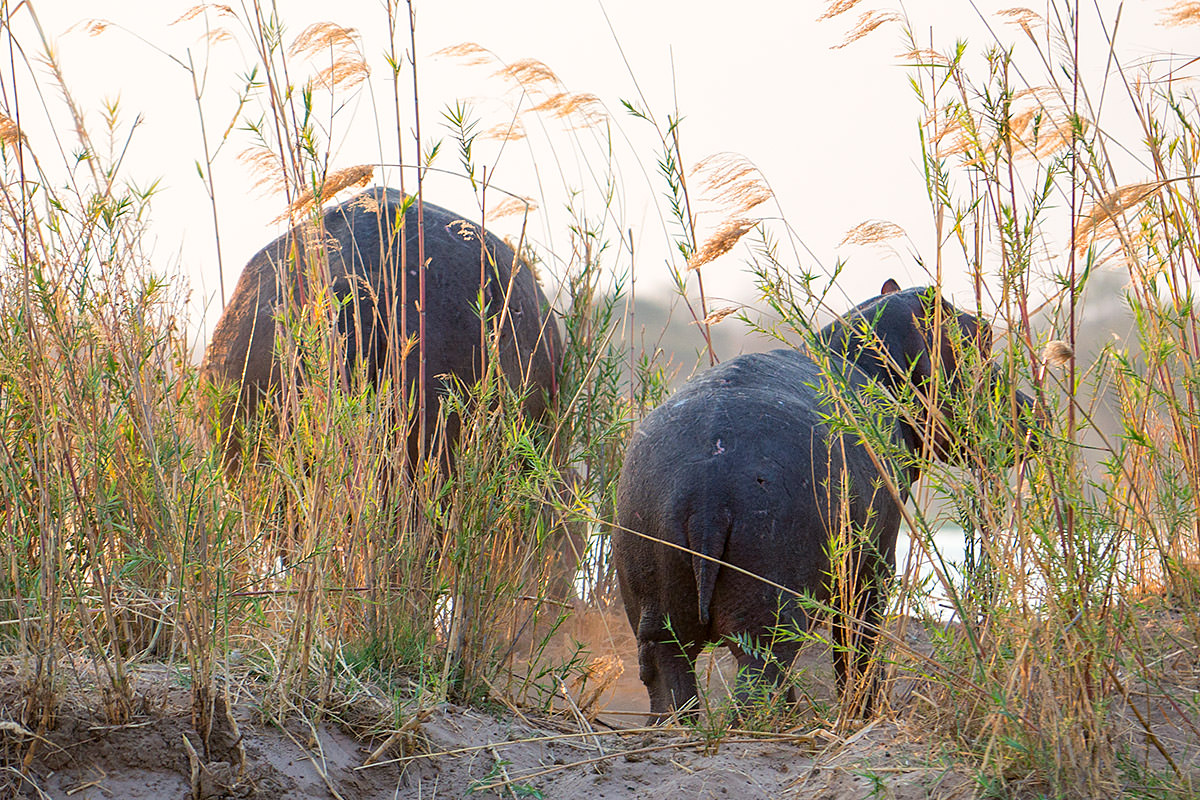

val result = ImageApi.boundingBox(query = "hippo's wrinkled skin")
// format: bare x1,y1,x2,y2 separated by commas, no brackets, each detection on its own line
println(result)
203,187,561,463
613,280,1033,720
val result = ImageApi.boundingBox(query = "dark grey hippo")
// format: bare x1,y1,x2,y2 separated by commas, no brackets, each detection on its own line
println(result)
613,280,1034,719
203,186,561,464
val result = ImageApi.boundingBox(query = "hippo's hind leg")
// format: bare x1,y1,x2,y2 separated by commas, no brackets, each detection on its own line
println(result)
636,609,703,721
726,609,803,715
832,567,886,716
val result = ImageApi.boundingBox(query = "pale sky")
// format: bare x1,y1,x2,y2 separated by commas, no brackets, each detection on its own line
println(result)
7,1,1194,348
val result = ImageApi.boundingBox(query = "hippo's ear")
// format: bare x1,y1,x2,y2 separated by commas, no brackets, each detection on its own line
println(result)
881,278,901,295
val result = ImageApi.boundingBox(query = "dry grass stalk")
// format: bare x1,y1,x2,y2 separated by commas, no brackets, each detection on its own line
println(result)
1041,340,1074,367
277,164,376,223
240,145,287,196
568,654,624,716
701,306,740,326
902,48,951,66
289,22,359,59
834,10,902,49
1075,181,1158,253
171,5,236,26
435,42,495,68
310,58,370,92
996,7,1044,37
0,113,23,147
818,0,867,21
445,218,479,243
488,197,537,220
290,23,369,92
482,120,527,143
687,218,756,271
1007,91,1079,160
930,89,1080,164
926,109,974,159
495,58,565,92
204,27,236,46
693,153,773,216
839,219,905,247
528,92,606,126
1160,1,1200,26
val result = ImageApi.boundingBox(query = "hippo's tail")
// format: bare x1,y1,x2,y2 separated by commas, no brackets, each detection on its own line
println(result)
686,506,732,627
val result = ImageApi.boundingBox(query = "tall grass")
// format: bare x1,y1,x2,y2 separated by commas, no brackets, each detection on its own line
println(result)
768,2,1200,796
0,1,661,783
4,0,1200,798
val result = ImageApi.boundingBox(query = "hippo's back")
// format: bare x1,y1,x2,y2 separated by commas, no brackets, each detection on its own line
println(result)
202,187,561,451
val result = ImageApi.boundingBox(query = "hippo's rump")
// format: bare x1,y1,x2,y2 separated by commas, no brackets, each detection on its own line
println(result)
615,348,906,622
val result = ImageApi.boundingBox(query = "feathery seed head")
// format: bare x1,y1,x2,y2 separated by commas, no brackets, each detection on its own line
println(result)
0,113,24,147
496,59,564,92
693,153,773,216
1161,1,1200,26
277,165,376,223
489,197,537,220
839,220,906,247
688,218,756,271
171,5,236,25
1041,340,1074,367
834,10,902,49
290,23,369,91
436,42,495,68
529,92,606,126
1076,182,1158,253
818,0,866,21
997,7,1044,37
239,147,286,196
482,120,528,143
702,306,741,326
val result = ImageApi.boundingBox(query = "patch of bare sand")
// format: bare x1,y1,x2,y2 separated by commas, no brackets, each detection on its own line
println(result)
3,634,976,800
17,603,1200,798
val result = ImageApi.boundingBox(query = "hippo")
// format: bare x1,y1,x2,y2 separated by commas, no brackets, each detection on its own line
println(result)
613,280,1034,720
202,186,561,465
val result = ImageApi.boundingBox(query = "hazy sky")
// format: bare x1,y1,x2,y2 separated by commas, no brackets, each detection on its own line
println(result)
8,1,1194,346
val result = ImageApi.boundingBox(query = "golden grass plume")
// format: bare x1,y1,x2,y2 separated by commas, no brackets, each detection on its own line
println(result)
1008,88,1080,160
0,113,24,147
701,306,741,326
528,92,606,126
482,120,527,143
688,218,756,271
290,23,369,91
488,197,537,220
446,218,480,244
435,42,496,68
818,0,867,21
1041,340,1074,367
834,10,902,49
840,219,905,248
239,146,286,196
693,153,773,216
1075,181,1159,253
925,88,1081,164
1161,1,1200,26
901,48,952,67
996,7,1044,38
495,58,565,92
171,5,236,25
568,654,624,718
276,164,376,223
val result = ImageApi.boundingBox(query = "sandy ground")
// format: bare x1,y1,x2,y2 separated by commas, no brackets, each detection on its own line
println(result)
5,606,1199,799
9,673,975,800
